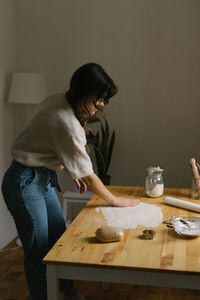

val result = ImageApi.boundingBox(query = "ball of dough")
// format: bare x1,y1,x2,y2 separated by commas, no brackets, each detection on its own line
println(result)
95,226,124,242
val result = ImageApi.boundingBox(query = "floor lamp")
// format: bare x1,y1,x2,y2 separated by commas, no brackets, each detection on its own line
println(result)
8,72,47,247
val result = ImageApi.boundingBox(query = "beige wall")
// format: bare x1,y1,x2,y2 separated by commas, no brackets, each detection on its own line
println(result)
0,0,17,249
15,0,200,189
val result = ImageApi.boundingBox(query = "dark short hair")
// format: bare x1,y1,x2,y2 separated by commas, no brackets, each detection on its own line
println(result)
65,63,118,125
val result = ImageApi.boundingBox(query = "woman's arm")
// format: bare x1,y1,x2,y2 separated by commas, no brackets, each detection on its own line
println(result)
81,173,140,207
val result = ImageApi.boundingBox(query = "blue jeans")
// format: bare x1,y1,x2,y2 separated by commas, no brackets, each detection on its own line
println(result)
1,160,73,300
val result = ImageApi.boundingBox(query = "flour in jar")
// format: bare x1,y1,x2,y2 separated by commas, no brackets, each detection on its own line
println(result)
146,183,164,197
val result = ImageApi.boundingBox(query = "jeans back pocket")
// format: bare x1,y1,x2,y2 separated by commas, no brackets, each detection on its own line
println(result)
21,168,36,190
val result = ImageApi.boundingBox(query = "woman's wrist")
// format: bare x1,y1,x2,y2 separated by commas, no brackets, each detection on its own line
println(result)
109,196,118,206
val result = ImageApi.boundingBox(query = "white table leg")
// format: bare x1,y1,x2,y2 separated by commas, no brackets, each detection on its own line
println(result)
62,200,67,221
46,264,59,300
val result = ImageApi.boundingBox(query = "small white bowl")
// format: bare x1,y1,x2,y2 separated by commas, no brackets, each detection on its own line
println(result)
171,216,200,238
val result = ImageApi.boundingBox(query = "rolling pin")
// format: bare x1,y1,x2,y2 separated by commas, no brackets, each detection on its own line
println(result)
164,196,200,213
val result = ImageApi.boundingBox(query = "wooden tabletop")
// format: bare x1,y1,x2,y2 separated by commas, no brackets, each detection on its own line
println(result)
43,186,200,274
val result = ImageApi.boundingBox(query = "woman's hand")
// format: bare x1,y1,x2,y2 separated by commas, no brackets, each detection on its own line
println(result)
82,173,141,206
113,197,140,207
74,178,87,194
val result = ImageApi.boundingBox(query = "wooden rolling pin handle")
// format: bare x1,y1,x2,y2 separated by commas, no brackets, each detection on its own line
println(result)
190,158,200,199
190,158,200,184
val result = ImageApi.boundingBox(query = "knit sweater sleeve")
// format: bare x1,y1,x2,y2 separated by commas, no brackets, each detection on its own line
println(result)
48,111,94,179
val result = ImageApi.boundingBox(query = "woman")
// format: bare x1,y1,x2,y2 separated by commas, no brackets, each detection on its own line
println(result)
1,63,140,300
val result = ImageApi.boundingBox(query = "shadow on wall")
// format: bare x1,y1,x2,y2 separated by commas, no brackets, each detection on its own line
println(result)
1,72,14,171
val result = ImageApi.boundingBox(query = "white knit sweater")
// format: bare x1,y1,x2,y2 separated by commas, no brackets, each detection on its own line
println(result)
11,93,94,179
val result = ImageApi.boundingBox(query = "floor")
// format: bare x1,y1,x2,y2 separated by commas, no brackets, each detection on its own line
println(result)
1,238,200,300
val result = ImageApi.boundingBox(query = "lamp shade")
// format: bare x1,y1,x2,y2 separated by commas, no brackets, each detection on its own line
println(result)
8,72,47,104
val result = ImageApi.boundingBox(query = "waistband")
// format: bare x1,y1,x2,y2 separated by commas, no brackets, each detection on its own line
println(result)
11,160,62,192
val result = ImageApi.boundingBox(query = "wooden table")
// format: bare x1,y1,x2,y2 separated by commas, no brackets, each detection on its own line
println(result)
43,186,200,300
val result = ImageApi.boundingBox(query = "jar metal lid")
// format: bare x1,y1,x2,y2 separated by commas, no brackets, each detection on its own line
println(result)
147,166,164,173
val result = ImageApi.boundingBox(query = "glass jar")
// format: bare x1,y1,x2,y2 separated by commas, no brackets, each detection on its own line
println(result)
191,178,199,199
145,166,164,198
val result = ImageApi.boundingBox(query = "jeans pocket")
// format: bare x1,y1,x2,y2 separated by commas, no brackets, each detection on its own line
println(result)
21,168,37,191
